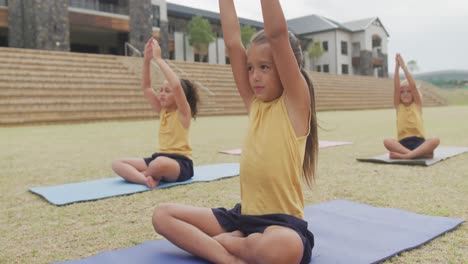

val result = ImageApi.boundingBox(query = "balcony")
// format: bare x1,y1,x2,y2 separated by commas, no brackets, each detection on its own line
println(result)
372,57,384,66
69,0,128,16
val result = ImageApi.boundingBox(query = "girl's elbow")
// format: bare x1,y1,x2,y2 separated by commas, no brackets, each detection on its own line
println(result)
225,41,244,52
265,31,289,46
264,25,288,40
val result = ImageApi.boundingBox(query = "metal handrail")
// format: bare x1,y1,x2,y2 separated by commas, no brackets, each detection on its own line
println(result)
124,42,142,57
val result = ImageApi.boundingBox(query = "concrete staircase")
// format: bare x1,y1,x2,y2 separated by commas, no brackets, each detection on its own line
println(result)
0,47,447,126
0,47,153,125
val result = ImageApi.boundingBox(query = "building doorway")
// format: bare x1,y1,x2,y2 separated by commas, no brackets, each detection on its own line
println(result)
70,26,128,55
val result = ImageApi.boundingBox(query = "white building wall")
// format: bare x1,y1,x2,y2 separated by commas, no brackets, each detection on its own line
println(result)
364,24,388,53
335,31,352,74
184,35,194,62
208,41,217,64
151,0,167,22
350,31,364,74
351,31,365,53
174,32,184,61
217,38,226,64
303,31,336,73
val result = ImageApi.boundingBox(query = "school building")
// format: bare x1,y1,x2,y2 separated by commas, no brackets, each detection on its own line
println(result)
0,0,388,77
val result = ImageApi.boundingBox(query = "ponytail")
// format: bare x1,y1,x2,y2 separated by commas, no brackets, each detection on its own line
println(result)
180,79,200,119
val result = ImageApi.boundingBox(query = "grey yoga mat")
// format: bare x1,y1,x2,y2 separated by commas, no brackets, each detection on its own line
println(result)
357,146,468,166
54,199,463,264
30,163,240,206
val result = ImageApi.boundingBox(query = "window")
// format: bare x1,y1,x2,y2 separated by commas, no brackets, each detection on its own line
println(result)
168,22,176,33
372,35,382,49
323,64,329,73
352,42,360,57
322,41,328,52
152,5,160,28
341,41,348,55
342,64,349,75
316,65,321,72
195,54,208,63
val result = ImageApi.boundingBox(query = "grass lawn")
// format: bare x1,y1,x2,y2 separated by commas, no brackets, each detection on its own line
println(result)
438,88,468,105
1,105,467,263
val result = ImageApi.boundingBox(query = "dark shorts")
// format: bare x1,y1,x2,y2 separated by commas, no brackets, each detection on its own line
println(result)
399,136,425,151
143,153,194,182
212,204,314,264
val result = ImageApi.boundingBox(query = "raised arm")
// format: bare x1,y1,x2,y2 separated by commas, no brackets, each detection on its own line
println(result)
151,39,191,127
393,54,401,107
398,54,422,106
219,0,254,111
142,39,162,113
260,0,310,134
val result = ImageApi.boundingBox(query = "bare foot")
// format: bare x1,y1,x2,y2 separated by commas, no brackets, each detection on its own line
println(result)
145,176,157,188
212,232,247,264
421,152,434,159
229,230,245,238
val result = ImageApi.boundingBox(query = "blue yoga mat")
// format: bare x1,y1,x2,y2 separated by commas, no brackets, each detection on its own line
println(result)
357,146,468,166
30,163,240,206
54,200,463,264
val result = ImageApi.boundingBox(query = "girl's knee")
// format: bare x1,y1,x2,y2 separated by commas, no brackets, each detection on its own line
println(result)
383,138,394,147
111,159,123,171
250,228,303,264
152,203,177,233
148,157,170,172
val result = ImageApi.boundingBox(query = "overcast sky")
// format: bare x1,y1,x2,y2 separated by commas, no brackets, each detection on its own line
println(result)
167,0,468,73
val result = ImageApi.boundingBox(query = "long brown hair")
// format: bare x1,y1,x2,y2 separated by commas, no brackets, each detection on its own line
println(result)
180,78,200,119
251,30,318,187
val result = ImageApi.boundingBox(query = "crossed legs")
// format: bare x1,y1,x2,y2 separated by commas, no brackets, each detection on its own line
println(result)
112,156,180,188
152,204,304,264
384,137,440,159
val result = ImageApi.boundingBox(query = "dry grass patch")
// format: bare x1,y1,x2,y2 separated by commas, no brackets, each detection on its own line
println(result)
1,106,467,263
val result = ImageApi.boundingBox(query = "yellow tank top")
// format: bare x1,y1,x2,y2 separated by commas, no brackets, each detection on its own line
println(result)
158,108,192,159
397,103,426,140
240,96,309,219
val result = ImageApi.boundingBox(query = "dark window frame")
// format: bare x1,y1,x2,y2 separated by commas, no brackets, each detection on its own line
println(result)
322,41,328,52
341,41,348,55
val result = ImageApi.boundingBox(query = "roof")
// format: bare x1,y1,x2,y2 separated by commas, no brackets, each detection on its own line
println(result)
165,4,389,37
343,17,389,37
166,3,263,29
287,14,351,35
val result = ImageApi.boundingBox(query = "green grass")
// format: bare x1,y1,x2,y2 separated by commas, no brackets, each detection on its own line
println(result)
1,106,467,263
438,88,468,105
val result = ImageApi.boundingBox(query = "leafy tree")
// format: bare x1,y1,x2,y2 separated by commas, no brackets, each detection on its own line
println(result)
307,40,324,70
187,16,215,62
407,60,419,73
240,25,257,47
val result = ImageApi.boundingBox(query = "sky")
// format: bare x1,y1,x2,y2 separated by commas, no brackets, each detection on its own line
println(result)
167,0,468,74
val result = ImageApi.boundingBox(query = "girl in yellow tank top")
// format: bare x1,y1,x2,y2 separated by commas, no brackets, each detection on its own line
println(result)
112,38,199,188
383,53,439,159
151,1,318,264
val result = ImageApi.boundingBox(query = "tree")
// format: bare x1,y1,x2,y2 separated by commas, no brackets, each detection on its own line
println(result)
407,60,419,73
187,16,215,62
307,40,324,71
240,25,257,48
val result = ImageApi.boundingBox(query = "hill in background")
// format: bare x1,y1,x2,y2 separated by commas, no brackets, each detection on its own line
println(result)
413,70,468,89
